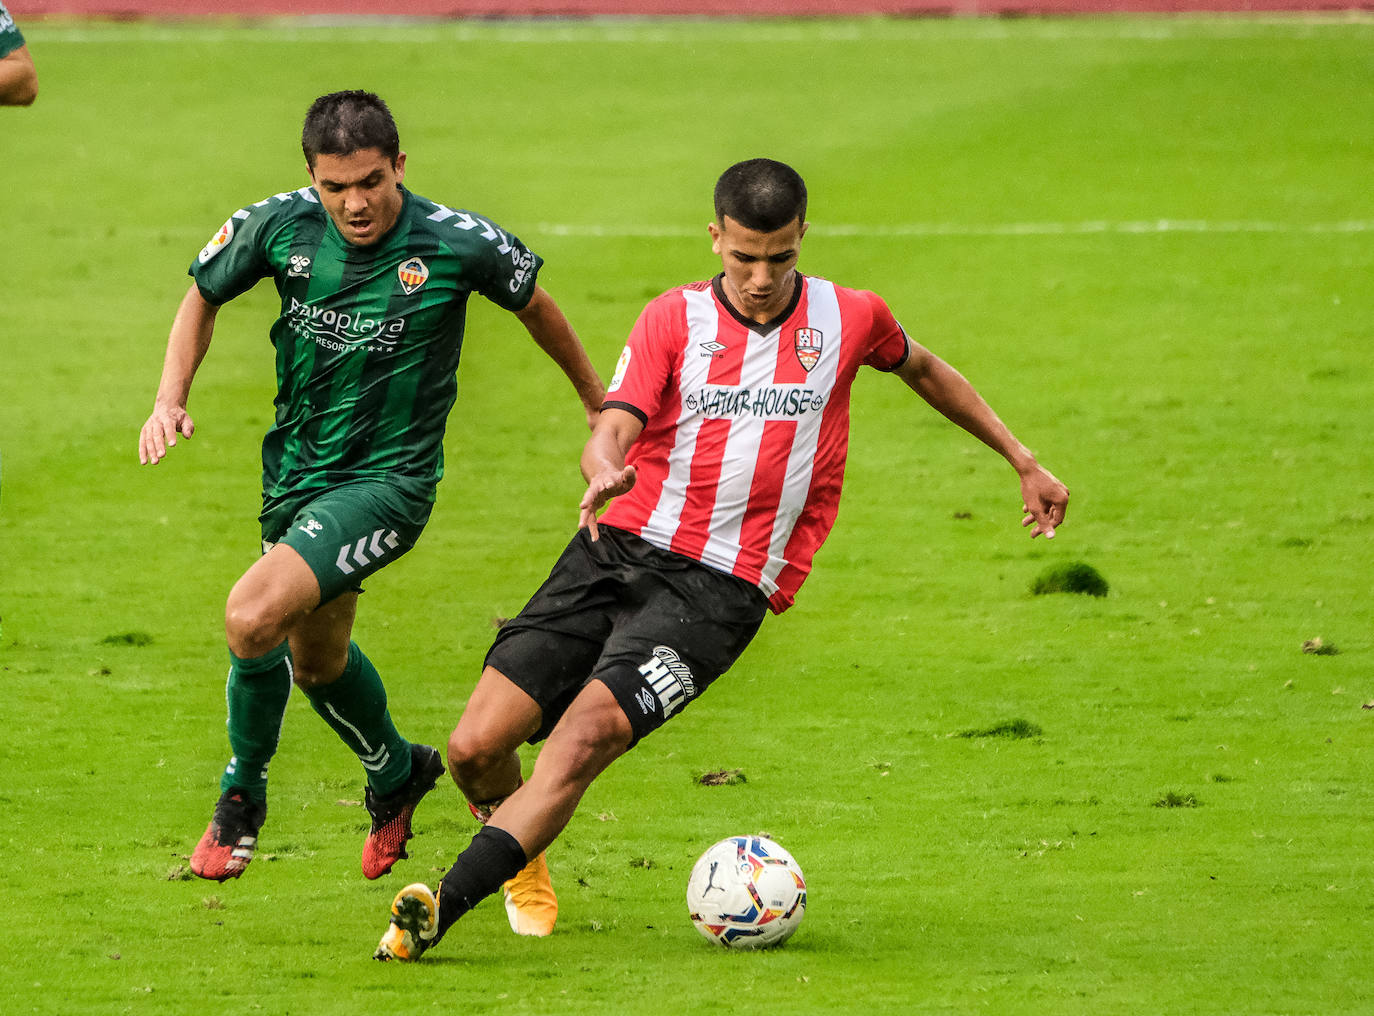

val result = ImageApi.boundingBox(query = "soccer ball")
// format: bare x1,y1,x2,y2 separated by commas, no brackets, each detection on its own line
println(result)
686,835,806,949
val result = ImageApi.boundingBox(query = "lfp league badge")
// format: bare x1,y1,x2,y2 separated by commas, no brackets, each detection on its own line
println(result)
793,327,823,372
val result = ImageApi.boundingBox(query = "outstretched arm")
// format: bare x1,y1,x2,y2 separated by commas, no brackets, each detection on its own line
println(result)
894,338,1068,538
578,408,644,540
515,286,607,431
138,284,219,465
0,46,37,106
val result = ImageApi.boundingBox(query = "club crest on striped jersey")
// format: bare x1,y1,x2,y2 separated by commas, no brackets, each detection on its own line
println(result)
397,257,430,295
198,218,235,264
794,327,824,371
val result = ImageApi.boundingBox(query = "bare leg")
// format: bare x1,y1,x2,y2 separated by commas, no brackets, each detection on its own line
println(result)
447,666,543,805
224,543,330,660
486,678,632,859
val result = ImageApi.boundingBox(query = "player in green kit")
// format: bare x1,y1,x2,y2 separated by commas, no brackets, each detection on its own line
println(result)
0,0,38,106
139,92,602,937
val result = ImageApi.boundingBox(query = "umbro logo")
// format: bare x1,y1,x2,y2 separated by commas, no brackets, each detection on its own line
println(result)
699,340,726,359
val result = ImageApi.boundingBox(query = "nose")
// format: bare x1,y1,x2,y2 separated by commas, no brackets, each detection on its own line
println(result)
343,188,367,214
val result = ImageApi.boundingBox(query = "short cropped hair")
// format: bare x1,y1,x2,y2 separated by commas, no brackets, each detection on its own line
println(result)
713,159,808,232
301,90,400,168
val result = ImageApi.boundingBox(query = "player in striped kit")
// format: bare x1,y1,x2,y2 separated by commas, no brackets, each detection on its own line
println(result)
375,158,1068,960
138,92,604,919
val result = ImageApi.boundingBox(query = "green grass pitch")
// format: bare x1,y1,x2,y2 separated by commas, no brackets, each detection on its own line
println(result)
2,14,1372,1015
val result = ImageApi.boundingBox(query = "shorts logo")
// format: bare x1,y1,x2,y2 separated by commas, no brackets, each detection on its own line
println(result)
794,327,823,372
636,645,698,719
397,257,430,295
198,218,235,264
335,529,401,575
296,519,324,539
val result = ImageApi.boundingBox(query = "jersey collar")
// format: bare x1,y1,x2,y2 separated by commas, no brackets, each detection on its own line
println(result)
711,272,805,336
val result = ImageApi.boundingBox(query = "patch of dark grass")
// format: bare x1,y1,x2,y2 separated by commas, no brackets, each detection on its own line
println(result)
958,718,1043,740
696,769,747,786
101,631,153,646
1153,791,1200,808
1030,562,1109,598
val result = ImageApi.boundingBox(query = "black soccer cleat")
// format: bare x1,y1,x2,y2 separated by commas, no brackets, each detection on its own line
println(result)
361,743,447,879
190,789,267,881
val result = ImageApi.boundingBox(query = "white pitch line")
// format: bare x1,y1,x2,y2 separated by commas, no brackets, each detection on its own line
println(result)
535,220,1374,239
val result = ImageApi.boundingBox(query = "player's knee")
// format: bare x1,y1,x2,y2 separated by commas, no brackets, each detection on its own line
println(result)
447,726,508,784
224,596,286,659
290,656,344,690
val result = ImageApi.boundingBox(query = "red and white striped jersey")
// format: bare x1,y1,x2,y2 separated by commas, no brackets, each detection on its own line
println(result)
600,273,909,613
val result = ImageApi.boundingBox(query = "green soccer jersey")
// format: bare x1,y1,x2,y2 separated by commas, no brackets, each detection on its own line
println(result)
0,2,25,59
190,185,542,505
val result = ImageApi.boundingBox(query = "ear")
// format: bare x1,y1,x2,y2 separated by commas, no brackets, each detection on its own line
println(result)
393,151,408,182
708,221,722,254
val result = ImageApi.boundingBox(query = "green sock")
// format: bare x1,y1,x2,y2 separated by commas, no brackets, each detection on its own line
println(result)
221,641,293,802
303,641,411,796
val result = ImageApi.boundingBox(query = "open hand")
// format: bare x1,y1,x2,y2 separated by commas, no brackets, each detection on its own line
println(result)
579,465,637,540
139,404,195,465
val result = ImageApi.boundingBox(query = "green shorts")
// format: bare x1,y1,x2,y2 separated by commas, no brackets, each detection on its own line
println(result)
259,480,434,604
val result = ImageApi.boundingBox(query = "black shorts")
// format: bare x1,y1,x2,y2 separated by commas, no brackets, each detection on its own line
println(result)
485,526,769,749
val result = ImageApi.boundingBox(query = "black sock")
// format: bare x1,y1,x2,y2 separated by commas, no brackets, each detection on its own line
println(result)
435,825,528,941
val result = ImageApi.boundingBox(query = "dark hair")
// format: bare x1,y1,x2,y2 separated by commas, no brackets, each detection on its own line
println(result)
301,90,400,167
713,158,807,232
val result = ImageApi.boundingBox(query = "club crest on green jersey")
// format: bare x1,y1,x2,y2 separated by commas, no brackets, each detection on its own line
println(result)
397,257,430,295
